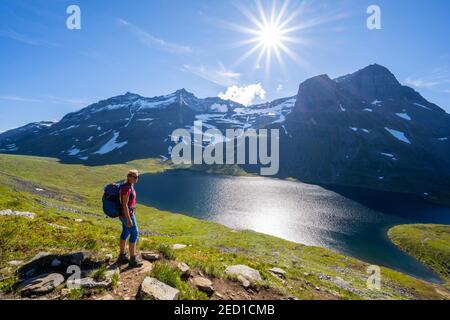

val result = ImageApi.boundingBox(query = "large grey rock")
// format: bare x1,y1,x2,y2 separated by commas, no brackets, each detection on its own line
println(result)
0,209,35,219
139,277,179,300
172,244,187,250
18,273,64,296
225,265,262,282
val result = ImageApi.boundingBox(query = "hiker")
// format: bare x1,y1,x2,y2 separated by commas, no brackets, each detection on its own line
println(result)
117,169,143,267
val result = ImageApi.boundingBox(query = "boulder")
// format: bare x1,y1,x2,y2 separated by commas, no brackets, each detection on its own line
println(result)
18,273,64,296
141,252,161,262
225,265,262,282
189,276,214,294
18,251,95,280
139,277,179,300
172,244,187,250
18,252,54,280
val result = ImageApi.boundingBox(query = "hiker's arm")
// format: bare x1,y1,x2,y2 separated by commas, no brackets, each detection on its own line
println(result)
121,193,133,227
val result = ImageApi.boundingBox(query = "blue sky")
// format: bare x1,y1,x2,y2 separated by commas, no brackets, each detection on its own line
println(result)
0,0,449,132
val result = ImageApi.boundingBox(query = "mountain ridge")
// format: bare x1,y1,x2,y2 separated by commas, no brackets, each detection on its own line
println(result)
1,64,450,204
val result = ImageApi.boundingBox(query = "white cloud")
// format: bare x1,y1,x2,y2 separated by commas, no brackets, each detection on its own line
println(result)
117,18,192,54
218,83,266,106
183,63,240,87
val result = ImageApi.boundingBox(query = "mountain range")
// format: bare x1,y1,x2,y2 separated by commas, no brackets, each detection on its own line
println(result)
1,64,449,204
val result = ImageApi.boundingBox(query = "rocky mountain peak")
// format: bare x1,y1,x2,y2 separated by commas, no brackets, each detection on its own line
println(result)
336,64,402,101
294,74,340,112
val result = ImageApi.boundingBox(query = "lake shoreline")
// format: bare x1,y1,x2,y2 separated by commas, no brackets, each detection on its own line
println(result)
136,170,450,283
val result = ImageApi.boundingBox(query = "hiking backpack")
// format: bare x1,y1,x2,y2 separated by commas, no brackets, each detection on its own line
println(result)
102,182,124,218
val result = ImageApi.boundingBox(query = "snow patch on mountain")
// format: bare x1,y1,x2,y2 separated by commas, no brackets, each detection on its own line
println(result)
413,102,432,111
67,147,81,156
371,100,382,106
396,112,411,121
94,131,128,155
385,128,411,144
210,103,228,113
381,152,398,160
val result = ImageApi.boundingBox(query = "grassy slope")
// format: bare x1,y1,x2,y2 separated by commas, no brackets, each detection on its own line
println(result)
388,224,450,290
0,154,447,300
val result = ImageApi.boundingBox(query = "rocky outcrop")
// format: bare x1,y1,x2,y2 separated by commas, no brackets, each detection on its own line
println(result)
18,273,65,296
225,265,262,283
139,277,179,300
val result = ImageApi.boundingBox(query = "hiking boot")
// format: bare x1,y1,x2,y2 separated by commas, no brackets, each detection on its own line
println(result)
117,253,130,265
129,255,143,268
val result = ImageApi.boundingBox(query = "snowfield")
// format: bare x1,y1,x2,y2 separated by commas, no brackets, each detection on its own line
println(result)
94,131,128,155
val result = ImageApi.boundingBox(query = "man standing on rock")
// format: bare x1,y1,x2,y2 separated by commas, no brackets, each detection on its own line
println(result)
117,169,143,268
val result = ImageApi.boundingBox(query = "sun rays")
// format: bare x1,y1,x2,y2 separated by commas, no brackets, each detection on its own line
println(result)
228,0,310,76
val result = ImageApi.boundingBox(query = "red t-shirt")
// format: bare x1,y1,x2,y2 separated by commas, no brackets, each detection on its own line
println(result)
120,183,136,216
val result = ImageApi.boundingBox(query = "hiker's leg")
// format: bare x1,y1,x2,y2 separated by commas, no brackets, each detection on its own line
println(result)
128,215,139,257
120,240,127,254
119,216,131,254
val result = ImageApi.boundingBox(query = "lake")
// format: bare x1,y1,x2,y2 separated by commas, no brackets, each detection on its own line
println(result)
136,170,450,283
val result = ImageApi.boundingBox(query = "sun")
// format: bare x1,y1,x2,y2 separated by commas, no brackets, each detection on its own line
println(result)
258,24,282,48
230,0,307,74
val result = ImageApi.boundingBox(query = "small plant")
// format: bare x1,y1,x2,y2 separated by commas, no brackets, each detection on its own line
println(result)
91,265,107,282
157,244,175,260
149,262,208,300
111,272,119,289
0,276,17,294
150,262,180,287
68,288,85,300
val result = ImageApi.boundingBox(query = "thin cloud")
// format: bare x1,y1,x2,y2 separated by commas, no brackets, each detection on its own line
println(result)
117,18,192,54
183,63,241,87
405,77,441,88
406,67,450,88
0,95,93,107
0,29,58,46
